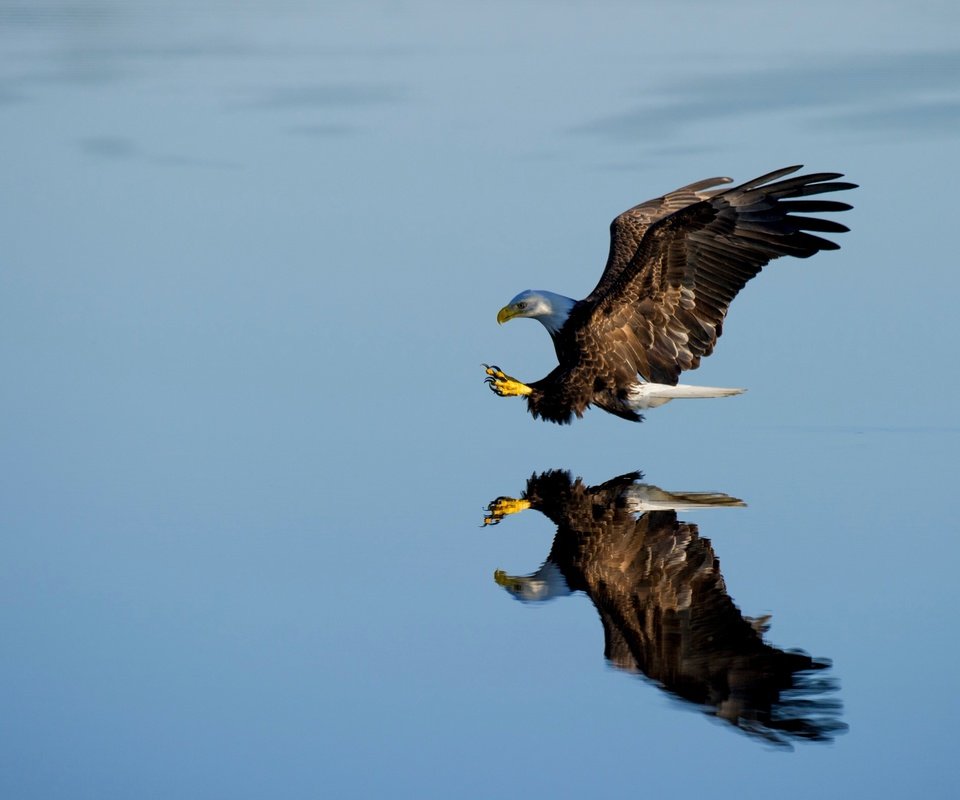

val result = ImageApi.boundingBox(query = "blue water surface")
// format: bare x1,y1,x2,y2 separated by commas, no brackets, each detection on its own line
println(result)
2,1,959,797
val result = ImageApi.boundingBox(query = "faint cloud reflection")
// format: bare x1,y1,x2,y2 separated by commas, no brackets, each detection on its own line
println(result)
287,122,361,138
77,135,240,169
240,83,403,110
78,135,137,158
575,50,960,142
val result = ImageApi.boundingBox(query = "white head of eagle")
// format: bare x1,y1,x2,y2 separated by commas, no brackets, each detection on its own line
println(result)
497,289,577,335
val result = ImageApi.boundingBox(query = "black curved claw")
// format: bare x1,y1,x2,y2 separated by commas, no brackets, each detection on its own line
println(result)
482,498,505,526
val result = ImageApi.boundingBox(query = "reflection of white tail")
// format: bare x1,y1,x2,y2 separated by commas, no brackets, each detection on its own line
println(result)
627,382,745,410
623,485,746,513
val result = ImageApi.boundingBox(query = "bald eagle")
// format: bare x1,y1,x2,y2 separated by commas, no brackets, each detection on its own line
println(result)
485,470,846,746
485,166,856,423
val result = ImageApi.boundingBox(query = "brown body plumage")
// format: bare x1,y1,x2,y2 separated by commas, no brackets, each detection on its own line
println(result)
489,166,856,423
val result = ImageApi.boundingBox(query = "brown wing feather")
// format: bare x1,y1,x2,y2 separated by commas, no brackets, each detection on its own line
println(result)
588,166,856,385
599,175,733,291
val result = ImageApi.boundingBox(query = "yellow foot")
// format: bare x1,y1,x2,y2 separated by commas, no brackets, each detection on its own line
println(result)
483,496,531,526
483,364,532,397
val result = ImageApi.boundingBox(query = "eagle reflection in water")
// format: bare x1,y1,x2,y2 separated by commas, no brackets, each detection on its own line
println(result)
485,470,846,747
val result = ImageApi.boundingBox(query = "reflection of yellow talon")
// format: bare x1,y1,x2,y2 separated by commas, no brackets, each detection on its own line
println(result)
483,496,532,525
483,364,532,397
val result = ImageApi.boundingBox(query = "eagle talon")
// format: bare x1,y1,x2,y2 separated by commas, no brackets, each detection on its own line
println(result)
483,365,532,397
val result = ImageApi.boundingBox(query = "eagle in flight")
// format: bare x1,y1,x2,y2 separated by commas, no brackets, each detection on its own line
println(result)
484,166,856,423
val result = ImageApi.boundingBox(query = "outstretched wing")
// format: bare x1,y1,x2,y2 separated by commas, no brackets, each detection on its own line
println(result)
601,175,733,289
586,166,856,384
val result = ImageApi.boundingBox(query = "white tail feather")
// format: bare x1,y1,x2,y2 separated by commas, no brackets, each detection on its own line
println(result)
627,383,745,410
622,485,746,512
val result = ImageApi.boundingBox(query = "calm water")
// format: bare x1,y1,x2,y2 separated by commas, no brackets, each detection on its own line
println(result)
2,1,959,797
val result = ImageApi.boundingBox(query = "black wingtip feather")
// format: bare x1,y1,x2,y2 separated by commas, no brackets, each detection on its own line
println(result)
738,165,803,191
790,216,851,234
779,200,854,213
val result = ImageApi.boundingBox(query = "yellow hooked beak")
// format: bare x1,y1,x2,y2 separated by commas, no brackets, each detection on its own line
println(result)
497,304,518,324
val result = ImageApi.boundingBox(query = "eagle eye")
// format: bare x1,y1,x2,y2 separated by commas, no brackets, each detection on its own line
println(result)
517,302,527,309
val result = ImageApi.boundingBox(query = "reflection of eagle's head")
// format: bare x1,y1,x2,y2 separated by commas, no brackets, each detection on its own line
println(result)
486,469,846,747
494,562,572,603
